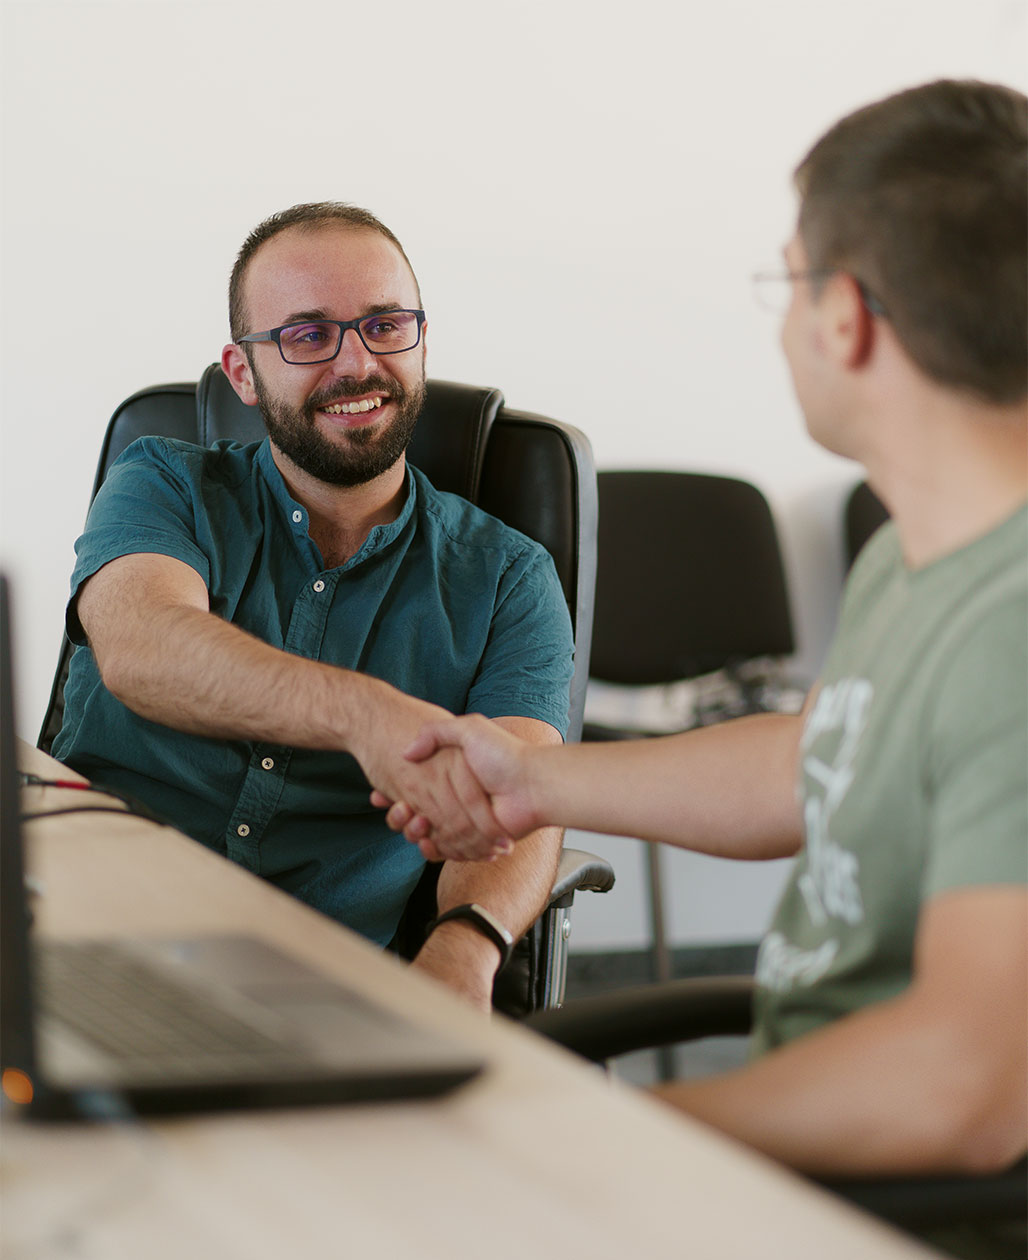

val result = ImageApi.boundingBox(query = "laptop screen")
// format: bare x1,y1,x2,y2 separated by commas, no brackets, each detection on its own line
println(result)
0,574,41,1100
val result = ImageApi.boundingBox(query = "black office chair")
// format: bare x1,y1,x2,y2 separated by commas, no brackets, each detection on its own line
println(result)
581,471,798,1049
37,366,615,1018
587,471,795,696
527,977,1028,1238
845,480,890,569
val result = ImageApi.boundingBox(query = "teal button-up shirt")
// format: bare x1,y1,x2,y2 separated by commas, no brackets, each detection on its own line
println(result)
54,437,574,944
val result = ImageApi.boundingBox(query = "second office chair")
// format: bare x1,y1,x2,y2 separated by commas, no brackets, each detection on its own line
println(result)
582,470,797,1033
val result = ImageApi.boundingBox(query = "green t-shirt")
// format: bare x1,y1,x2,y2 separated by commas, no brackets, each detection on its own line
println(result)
752,504,1028,1056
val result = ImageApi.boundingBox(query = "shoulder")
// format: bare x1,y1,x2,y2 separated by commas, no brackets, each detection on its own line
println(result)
927,509,1027,675
106,436,263,492
410,466,547,564
930,562,1026,728
922,518,1027,794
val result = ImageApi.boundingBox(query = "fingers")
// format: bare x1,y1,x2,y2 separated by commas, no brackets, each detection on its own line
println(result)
404,714,490,763
373,748,512,861
444,746,508,848
384,800,417,830
368,710,516,862
403,727,443,762
416,835,447,863
412,828,510,864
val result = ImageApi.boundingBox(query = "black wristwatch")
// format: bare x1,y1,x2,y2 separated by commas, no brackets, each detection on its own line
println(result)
427,903,515,970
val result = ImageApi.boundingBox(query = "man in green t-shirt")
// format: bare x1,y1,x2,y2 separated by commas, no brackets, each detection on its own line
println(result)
376,78,1028,1204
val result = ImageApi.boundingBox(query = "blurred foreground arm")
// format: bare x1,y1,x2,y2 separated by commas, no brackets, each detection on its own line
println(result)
654,885,1028,1176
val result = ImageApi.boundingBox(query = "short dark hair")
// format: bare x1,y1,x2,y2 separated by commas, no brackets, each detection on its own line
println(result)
795,80,1027,404
228,202,421,342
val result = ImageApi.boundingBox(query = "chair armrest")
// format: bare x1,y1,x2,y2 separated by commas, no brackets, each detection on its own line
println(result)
526,975,754,1063
549,847,616,908
816,1157,1028,1231
581,721,653,742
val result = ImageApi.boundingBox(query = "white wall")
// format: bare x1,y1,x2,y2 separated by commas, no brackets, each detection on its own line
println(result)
2,0,1024,949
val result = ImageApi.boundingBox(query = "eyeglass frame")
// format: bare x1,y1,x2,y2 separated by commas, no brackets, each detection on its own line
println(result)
237,309,427,364
751,269,887,318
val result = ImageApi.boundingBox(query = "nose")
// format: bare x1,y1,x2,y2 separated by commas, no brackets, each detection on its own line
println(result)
328,327,379,378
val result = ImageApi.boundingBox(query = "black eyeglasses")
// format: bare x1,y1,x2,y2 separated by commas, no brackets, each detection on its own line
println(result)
238,309,426,364
751,270,887,318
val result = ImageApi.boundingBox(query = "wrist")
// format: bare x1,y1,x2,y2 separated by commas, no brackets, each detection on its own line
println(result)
426,903,515,971
331,670,389,754
411,928,498,1013
523,741,559,832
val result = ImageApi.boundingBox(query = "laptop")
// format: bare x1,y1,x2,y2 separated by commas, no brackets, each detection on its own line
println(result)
0,574,483,1119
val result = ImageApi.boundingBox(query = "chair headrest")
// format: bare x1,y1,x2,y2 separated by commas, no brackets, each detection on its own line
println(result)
197,364,267,447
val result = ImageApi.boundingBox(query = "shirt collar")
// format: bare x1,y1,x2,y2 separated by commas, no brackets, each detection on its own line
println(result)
256,438,417,568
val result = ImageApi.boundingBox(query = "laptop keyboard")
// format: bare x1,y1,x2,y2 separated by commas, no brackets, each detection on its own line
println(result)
37,940,290,1064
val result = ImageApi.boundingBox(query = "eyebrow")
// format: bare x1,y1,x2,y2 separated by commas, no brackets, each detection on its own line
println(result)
276,303,409,326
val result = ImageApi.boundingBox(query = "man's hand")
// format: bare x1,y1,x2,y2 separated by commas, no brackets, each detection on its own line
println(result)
373,714,542,861
357,693,516,861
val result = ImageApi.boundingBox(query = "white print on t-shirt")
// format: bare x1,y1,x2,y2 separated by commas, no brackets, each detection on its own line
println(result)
798,679,871,928
756,931,839,993
757,679,872,995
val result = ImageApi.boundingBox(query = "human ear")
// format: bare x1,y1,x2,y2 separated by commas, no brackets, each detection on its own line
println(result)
221,343,260,406
821,273,875,369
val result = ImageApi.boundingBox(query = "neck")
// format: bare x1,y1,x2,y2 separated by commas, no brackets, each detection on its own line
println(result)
858,385,1027,569
270,446,408,568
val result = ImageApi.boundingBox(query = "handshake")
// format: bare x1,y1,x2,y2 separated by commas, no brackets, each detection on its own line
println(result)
369,714,546,863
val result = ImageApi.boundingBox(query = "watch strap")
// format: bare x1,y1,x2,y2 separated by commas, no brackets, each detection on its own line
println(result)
427,902,515,970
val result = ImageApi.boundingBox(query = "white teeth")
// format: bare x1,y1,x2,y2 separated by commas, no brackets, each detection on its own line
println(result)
323,397,383,415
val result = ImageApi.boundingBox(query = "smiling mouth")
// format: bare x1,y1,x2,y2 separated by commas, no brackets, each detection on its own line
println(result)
321,398,384,416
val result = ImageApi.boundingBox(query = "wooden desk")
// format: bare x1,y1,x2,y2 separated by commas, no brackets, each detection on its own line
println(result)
2,745,937,1260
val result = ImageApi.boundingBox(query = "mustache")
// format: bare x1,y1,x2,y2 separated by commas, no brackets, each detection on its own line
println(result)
306,375,401,412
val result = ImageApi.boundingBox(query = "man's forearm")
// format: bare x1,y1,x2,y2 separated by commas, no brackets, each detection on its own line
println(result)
529,714,804,861
411,715,565,1009
397,709,806,864
435,826,563,939
77,553,505,834
412,825,562,1011
79,552,370,750
97,599,377,749
654,973,1027,1177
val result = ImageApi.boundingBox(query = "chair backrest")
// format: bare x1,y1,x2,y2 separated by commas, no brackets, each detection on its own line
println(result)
845,481,890,570
39,367,597,749
589,470,794,686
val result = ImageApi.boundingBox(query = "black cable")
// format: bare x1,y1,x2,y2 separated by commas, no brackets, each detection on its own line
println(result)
18,773,167,824
20,805,160,824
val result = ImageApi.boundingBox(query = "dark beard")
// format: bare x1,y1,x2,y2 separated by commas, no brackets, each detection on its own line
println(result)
253,369,425,488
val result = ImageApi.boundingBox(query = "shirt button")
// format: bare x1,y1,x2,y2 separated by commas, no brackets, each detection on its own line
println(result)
261,757,275,771
236,823,250,837
313,579,326,593
291,510,303,524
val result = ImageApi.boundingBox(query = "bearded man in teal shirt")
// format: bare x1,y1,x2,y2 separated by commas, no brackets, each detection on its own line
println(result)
54,203,574,1013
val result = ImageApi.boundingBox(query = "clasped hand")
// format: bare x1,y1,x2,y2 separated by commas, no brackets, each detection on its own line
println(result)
369,714,539,862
